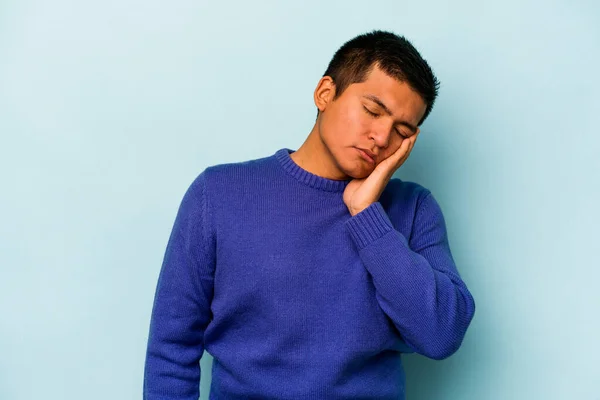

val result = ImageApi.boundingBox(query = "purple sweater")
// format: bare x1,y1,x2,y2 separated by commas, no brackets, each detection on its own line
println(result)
143,148,475,399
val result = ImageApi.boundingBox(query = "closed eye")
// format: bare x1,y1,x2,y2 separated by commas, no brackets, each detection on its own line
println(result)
363,106,408,138
363,106,379,117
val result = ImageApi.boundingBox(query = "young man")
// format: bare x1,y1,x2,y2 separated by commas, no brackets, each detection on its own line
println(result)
143,30,476,399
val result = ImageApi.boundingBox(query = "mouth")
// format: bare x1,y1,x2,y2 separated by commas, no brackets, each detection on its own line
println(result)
356,148,375,165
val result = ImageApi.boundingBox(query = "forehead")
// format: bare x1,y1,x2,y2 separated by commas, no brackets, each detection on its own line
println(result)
352,65,426,118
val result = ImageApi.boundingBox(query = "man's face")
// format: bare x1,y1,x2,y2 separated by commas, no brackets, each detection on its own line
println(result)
316,63,427,179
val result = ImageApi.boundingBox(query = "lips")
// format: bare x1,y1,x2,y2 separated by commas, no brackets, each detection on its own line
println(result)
357,148,375,164
363,149,376,160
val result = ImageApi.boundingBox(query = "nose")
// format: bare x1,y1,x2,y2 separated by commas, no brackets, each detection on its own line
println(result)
368,125,393,149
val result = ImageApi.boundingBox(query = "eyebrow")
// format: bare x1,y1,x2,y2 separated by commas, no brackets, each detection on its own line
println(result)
361,94,418,133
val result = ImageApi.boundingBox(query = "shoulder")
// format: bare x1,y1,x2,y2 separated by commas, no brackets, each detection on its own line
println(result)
378,178,438,235
207,153,272,176
381,178,432,210
186,152,273,195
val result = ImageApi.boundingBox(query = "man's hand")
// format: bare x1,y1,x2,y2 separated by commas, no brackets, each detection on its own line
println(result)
343,131,420,216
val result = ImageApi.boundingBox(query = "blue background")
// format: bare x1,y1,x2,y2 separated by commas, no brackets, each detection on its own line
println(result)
1,1,598,399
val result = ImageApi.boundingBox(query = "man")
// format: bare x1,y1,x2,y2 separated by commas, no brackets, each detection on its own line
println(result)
143,29,476,400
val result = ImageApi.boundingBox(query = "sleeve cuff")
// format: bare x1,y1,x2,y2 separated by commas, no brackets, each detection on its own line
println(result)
345,202,395,250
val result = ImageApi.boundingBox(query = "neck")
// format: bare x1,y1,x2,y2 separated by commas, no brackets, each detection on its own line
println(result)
290,124,350,181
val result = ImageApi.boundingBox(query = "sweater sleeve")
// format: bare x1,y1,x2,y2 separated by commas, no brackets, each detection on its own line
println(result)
143,171,216,399
344,191,475,360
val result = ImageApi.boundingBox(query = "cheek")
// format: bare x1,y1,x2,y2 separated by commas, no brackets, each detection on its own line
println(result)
382,136,404,158
329,107,367,144
325,104,353,133
341,106,366,132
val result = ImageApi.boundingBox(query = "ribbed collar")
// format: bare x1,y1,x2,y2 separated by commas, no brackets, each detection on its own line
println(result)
274,148,353,192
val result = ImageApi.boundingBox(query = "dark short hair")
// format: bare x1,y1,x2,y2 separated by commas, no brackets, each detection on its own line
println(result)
318,30,440,126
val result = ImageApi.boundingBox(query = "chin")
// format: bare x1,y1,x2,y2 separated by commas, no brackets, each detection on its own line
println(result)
339,162,372,180
351,169,372,179
331,147,373,179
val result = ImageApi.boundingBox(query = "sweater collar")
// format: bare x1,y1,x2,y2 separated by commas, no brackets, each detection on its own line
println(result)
275,148,352,193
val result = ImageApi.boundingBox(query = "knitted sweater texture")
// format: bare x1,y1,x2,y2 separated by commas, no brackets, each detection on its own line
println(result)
143,148,476,399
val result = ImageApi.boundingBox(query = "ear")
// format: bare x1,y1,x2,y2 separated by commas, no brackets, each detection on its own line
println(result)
314,76,336,113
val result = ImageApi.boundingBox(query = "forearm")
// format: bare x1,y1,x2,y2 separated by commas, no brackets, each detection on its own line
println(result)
346,200,475,360
144,170,216,398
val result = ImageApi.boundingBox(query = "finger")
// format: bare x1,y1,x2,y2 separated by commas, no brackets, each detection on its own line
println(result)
397,135,417,166
409,136,416,152
385,139,406,167
375,139,409,176
407,132,418,153
399,136,413,156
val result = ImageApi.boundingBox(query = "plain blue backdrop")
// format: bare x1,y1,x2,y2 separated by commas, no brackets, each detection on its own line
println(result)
0,1,598,399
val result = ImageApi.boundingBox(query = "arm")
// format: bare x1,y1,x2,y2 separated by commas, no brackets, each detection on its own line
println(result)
345,191,475,360
143,171,216,399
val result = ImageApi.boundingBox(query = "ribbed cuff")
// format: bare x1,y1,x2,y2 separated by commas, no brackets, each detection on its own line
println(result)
345,202,395,250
